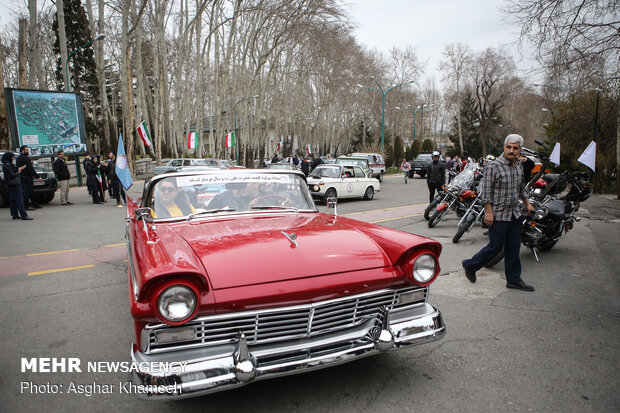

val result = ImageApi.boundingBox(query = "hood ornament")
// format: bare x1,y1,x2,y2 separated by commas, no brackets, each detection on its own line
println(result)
281,231,298,248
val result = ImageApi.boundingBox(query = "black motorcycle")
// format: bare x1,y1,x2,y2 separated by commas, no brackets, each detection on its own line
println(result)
485,170,592,265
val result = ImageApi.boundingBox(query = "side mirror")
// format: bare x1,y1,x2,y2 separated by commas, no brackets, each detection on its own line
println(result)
327,197,338,215
135,207,152,220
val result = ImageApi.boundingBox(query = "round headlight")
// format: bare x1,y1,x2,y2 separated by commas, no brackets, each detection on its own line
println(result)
157,285,197,323
534,208,547,220
413,254,436,284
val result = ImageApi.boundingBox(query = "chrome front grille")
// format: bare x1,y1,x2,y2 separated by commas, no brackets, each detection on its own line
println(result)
145,286,426,353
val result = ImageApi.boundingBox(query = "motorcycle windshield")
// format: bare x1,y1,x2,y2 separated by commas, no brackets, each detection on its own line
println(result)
448,163,477,190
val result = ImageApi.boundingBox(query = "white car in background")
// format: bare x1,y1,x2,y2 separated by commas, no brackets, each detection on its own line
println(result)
307,164,380,205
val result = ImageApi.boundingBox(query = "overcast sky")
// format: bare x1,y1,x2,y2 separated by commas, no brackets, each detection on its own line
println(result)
0,0,541,84
346,0,540,84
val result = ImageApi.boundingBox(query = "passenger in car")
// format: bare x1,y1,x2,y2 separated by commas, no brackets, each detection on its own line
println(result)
152,178,196,218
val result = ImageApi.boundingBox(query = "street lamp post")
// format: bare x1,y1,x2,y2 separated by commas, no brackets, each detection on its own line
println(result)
65,33,105,92
395,104,428,142
65,33,105,187
357,77,413,153
232,95,259,165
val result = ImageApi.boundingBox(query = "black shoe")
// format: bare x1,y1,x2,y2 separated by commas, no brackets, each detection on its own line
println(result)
33,205,42,209
21,216,33,220
12,216,19,220
482,231,489,236
25,208,36,211
462,260,476,283
66,202,74,205
506,280,535,292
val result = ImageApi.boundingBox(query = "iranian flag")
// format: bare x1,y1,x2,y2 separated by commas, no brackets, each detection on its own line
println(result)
136,121,152,147
187,131,197,149
306,144,312,154
225,132,235,148
276,141,283,151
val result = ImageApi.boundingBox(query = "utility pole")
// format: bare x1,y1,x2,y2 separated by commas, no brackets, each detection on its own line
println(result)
56,0,68,92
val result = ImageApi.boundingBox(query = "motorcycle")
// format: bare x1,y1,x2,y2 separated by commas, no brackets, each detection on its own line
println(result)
426,162,481,228
485,169,592,265
452,190,485,243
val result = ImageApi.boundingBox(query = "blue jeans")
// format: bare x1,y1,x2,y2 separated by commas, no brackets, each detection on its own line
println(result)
463,215,523,284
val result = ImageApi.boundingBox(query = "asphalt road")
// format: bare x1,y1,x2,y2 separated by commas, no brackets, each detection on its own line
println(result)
0,174,618,413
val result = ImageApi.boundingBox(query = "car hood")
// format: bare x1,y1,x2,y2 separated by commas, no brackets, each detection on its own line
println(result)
170,213,391,289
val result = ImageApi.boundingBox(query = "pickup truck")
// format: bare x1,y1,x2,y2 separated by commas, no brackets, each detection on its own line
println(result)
408,153,446,178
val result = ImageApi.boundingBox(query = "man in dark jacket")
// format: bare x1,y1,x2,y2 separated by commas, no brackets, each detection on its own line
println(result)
426,151,445,203
16,145,43,209
300,155,310,176
106,152,126,206
2,151,32,220
311,154,324,171
53,150,72,205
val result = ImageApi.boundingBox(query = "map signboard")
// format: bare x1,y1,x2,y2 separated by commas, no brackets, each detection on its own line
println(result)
4,88,88,157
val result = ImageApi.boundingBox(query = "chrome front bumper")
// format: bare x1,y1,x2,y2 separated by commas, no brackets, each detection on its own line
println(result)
130,303,445,400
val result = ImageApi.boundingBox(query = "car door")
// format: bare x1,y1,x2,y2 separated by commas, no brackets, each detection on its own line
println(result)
353,166,368,195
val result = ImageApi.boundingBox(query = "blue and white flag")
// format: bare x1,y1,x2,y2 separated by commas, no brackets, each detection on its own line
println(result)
115,134,133,190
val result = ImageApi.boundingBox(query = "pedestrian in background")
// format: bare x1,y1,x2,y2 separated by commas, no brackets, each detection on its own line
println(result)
426,151,445,203
92,155,107,202
300,155,310,176
399,158,411,183
462,134,535,292
53,150,72,205
84,155,103,204
106,152,126,207
16,145,42,210
2,152,32,220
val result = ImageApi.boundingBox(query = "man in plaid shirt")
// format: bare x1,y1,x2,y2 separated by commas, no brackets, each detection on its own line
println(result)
462,134,536,291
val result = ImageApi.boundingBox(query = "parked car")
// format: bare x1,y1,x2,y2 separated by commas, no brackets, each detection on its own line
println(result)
335,156,372,178
268,162,295,170
408,153,446,178
307,164,380,204
350,152,386,182
0,152,58,207
153,159,214,175
126,169,445,399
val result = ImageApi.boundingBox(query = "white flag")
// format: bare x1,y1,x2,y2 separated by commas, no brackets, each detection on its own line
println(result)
577,141,596,172
549,142,560,166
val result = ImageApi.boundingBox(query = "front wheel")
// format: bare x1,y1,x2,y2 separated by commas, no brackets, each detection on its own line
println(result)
424,199,440,221
484,250,505,267
323,188,336,205
452,221,471,244
363,186,374,200
428,206,447,228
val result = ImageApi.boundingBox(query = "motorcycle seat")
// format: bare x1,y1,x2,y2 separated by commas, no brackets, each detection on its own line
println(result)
542,173,559,183
545,200,571,218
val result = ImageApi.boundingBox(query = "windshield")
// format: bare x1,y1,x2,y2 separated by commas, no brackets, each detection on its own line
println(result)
336,158,368,168
148,173,315,219
193,159,208,166
219,160,234,167
310,166,340,178
416,154,432,161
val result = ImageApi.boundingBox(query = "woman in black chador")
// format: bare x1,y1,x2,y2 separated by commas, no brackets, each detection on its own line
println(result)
84,155,105,204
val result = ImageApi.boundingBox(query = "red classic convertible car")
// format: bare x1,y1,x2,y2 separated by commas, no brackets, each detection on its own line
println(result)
126,169,445,399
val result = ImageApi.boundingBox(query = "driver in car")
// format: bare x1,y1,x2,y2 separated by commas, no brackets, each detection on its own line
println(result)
208,182,261,211
152,178,196,218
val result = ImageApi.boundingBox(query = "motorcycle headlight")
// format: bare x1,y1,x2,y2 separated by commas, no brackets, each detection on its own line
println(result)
412,254,437,284
534,208,547,220
157,285,197,323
